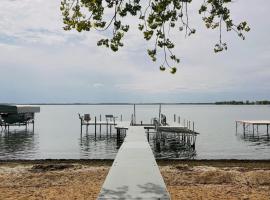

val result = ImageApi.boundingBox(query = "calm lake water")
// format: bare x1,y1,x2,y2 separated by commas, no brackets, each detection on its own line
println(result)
0,105,270,160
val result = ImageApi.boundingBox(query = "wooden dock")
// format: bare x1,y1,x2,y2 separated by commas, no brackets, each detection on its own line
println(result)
97,125,170,199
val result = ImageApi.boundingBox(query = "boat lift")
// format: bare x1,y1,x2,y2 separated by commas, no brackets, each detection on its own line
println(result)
0,104,40,132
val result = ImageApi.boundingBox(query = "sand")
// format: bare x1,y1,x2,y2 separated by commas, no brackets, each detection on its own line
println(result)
0,160,269,200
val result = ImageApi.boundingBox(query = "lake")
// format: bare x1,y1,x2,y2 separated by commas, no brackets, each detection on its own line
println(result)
0,104,270,160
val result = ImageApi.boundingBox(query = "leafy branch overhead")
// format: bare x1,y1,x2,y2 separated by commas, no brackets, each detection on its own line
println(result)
61,0,250,74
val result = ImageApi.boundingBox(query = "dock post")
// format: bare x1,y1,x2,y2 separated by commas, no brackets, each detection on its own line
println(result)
79,114,82,135
253,124,255,135
193,122,194,132
158,104,161,125
33,120,35,133
235,121,237,133
134,104,136,125
174,114,176,122
110,124,112,136
117,128,120,142
116,128,120,148
95,116,97,139
267,125,269,135
106,119,108,137
243,123,245,135
100,115,102,137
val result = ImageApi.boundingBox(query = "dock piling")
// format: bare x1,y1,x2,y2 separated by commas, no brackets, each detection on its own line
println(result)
110,124,112,136
106,120,108,136
99,115,102,137
95,116,97,138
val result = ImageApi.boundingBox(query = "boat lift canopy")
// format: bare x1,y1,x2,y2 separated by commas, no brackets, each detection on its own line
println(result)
0,104,40,114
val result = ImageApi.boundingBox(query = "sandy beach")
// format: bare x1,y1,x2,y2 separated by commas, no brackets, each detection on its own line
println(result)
0,160,270,200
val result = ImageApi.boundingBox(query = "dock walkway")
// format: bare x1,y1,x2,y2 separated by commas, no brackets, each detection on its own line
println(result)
98,125,170,199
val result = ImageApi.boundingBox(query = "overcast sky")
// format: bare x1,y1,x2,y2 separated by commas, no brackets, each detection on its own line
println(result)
0,0,269,103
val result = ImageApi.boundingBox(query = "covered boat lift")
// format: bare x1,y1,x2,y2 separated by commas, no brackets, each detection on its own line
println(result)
0,104,40,132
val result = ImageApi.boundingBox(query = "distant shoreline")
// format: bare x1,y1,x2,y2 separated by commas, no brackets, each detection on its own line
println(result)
1,102,270,105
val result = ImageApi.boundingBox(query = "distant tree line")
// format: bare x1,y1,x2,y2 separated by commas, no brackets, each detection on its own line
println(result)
215,100,270,105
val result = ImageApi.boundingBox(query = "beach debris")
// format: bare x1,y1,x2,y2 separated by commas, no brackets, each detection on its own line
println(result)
29,164,74,173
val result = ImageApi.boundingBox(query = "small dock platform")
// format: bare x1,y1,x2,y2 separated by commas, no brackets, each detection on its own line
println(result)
98,126,170,199
236,120,270,134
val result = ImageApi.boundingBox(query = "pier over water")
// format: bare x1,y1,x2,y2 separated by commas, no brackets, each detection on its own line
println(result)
98,123,170,199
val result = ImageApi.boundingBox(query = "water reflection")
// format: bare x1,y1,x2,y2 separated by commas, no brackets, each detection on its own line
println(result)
79,132,126,159
79,129,198,159
236,124,270,147
237,132,270,147
0,129,38,159
149,131,197,159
